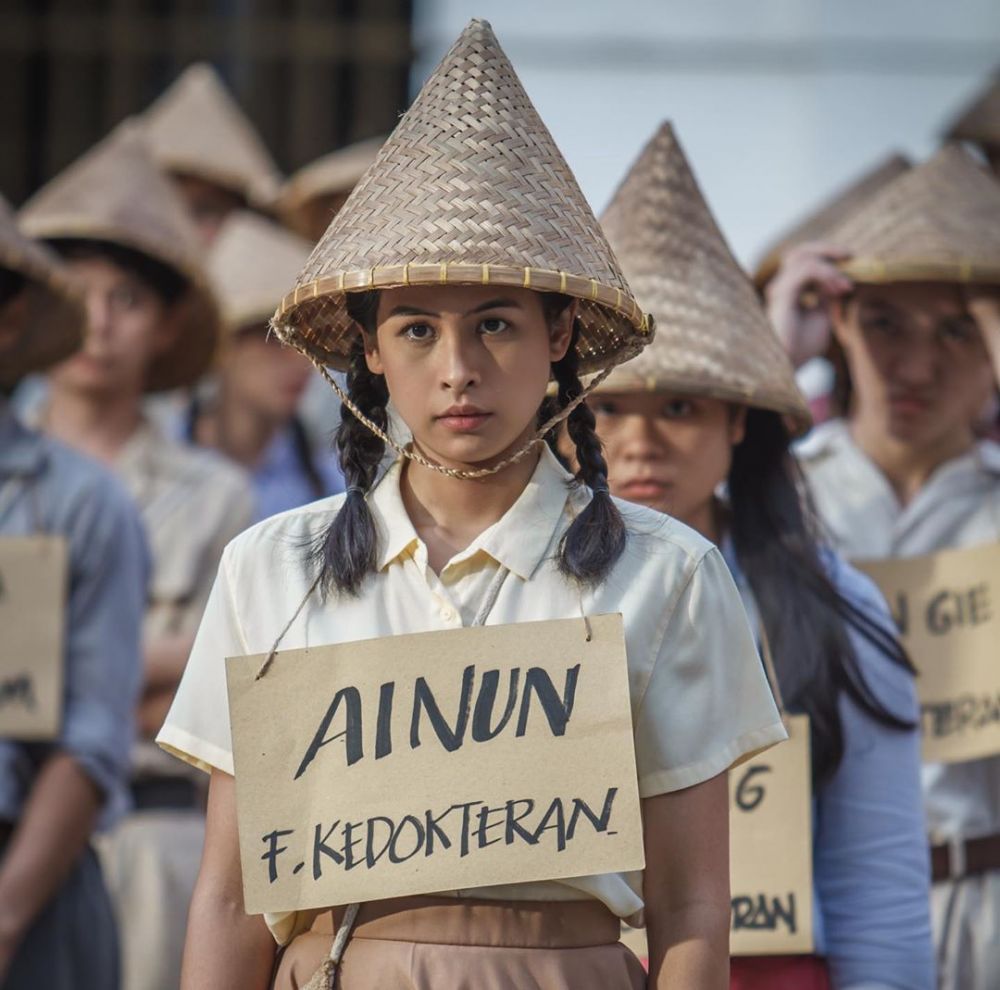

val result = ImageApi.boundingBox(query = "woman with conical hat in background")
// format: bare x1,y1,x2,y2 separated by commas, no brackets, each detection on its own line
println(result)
767,145,1000,990
19,123,255,990
943,68,1000,176
592,122,933,990
157,20,786,990
141,63,284,244
0,198,148,988
187,210,344,520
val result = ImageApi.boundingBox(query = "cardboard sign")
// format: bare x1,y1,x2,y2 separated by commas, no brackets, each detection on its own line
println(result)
729,714,814,956
227,613,645,915
857,543,1000,764
0,536,67,740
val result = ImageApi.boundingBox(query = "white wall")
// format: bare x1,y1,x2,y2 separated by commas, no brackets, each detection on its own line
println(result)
413,0,1000,267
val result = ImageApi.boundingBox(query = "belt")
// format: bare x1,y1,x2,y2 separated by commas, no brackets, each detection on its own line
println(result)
130,775,203,813
931,834,1000,883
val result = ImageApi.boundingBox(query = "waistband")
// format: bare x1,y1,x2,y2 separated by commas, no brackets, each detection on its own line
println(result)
313,896,621,949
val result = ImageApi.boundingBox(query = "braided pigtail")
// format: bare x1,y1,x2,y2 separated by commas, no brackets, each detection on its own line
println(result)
312,322,388,597
550,313,627,583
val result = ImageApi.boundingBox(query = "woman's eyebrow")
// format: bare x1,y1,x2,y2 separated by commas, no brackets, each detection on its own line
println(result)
386,305,439,318
464,297,522,315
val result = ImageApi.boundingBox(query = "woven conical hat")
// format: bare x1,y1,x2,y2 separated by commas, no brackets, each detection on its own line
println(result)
274,19,651,376
945,71,1000,150
753,153,912,287
19,122,220,391
142,62,282,208
278,136,385,239
208,211,312,333
0,196,84,389
598,122,811,434
827,144,1000,285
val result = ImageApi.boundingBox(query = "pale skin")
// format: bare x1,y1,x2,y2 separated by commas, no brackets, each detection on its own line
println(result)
767,244,998,506
182,284,732,989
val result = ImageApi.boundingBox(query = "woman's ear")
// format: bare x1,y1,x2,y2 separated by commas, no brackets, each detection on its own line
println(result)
151,302,184,357
548,299,578,362
729,405,748,447
829,295,854,349
363,334,384,375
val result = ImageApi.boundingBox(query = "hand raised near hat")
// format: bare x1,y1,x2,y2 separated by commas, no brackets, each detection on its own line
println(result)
765,242,853,369
963,287,1000,386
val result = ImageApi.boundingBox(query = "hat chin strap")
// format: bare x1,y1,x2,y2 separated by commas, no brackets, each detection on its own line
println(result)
272,320,642,481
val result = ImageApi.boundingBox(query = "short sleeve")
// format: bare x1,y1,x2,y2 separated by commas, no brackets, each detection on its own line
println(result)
634,546,786,798
157,545,247,775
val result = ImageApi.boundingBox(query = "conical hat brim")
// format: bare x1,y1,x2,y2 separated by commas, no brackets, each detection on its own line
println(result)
945,72,1000,148
19,122,220,391
278,136,385,238
827,144,1000,286
208,211,312,333
273,19,652,376
0,197,84,389
142,63,282,207
753,153,912,288
598,122,811,435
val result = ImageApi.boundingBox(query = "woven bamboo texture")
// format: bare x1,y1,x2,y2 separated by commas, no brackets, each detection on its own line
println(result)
945,72,1000,149
273,19,651,376
598,122,811,434
142,63,283,208
0,196,84,389
827,143,1000,286
753,153,912,288
19,121,220,392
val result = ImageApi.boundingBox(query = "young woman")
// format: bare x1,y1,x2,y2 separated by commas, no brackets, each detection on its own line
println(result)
157,21,785,990
592,123,933,990
767,145,1000,990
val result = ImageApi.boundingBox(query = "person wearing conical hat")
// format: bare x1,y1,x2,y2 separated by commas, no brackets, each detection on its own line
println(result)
156,20,785,989
278,135,385,243
185,211,344,519
767,145,1000,990
593,121,934,990
0,200,148,988
20,124,256,990
141,62,283,244
943,69,1000,175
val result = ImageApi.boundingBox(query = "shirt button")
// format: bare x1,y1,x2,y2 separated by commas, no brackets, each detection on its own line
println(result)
439,607,455,622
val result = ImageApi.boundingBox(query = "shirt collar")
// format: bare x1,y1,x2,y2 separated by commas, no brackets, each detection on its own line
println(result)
370,444,576,580
0,405,46,478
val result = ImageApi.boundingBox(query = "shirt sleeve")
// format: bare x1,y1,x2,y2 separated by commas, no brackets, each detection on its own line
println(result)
634,545,787,798
814,561,934,990
157,544,246,775
62,473,149,824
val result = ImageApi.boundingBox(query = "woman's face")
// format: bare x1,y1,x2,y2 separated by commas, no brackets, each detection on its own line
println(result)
832,282,994,449
366,285,574,469
594,391,745,536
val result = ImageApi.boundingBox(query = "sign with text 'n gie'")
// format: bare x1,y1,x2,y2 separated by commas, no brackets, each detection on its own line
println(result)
857,542,1000,765
0,537,67,741
226,614,644,914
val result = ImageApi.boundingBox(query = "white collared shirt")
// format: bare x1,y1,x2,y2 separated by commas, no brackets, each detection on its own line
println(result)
159,444,784,942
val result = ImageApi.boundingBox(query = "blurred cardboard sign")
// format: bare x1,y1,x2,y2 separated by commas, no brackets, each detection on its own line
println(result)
857,543,1000,764
729,714,813,956
0,537,67,740
227,613,645,915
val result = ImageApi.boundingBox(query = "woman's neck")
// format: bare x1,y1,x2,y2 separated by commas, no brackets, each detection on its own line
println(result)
45,383,142,465
401,441,541,574
197,389,281,470
849,407,974,507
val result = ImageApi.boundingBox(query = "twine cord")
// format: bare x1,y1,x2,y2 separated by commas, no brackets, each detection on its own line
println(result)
254,571,324,680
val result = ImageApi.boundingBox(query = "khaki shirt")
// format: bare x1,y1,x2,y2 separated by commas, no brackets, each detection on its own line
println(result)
798,419,1000,841
159,445,785,942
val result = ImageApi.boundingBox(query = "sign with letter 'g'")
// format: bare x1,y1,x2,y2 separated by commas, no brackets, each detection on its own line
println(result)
0,536,67,741
227,614,644,914
857,543,1000,765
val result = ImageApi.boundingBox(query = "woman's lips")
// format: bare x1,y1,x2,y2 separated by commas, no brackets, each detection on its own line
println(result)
435,409,493,433
889,394,932,417
618,479,671,500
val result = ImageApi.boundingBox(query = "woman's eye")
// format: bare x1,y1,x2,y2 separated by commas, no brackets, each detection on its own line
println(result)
662,399,693,418
402,322,434,341
861,314,900,337
109,285,141,309
478,317,509,335
592,400,619,416
938,320,977,345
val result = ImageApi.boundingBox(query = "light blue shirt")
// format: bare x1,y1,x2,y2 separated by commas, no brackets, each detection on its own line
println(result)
724,541,934,990
0,408,149,830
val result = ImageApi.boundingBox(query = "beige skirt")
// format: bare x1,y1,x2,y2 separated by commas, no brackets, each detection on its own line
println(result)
272,895,647,990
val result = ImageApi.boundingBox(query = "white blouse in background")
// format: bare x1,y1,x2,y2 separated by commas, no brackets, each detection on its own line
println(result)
158,444,785,943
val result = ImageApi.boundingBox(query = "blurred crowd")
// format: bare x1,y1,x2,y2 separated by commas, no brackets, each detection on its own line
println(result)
1,47,1000,990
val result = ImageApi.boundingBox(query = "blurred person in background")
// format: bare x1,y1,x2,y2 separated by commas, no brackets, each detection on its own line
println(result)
767,145,1000,990
186,211,344,520
593,123,933,990
19,124,255,990
0,198,148,988
141,63,283,245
